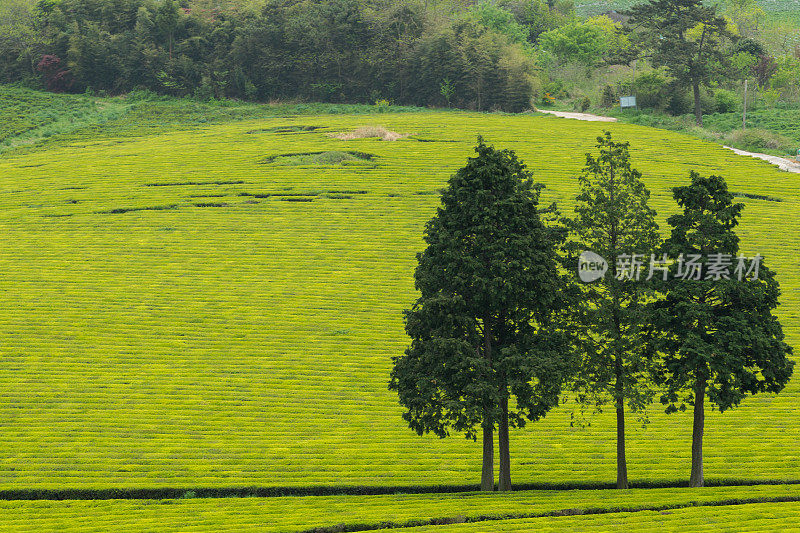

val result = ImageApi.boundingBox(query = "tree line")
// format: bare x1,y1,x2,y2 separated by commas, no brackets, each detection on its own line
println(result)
3,0,793,119
390,134,794,490
0,0,575,112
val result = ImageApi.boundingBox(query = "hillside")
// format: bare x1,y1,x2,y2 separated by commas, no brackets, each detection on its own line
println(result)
1,88,799,529
575,0,800,16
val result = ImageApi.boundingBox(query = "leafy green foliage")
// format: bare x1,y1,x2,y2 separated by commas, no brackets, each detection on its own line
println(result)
465,2,529,46
624,0,735,124
0,0,540,111
620,70,673,111
538,19,614,67
722,127,796,155
652,172,794,414
648,171,793,486
390,139,577,488
566,133,661,415
565,132,661,488
499,0,576,43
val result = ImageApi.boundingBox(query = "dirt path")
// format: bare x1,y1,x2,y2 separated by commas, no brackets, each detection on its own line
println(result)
536,109,618,122
724,146,800,174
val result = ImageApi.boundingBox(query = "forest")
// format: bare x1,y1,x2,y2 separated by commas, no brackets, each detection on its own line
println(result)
1,0,798,118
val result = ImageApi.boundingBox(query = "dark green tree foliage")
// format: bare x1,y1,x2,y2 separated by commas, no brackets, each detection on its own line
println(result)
499,0,575,43
390,139,577,491
623,0,734,125
649,171,794,487
0,0,540,111
565,132,661,489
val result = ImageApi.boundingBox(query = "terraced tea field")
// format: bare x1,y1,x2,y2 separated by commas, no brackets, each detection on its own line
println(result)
1,96,800,529
2,484,800,532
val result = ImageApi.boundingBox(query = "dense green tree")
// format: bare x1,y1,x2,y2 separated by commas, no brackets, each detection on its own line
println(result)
465,2,529,46
721,0,765,39
499,0,575,43
623,0,734,125
405,18,538,111
155,0,180,60
565,132,661,489
538,18,616,68
0,0,46,82
648,172,794,487
390,139,577,491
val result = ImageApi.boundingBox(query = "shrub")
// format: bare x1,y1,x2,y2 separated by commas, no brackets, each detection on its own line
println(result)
543,79,569,99
571,94,590,111
714,89,740,113
540,92,556,106
622,71,671,110
770,56,800,102
760,88,781,107
374,99,392,112
36,55,73,93
665,87,717,116
601,84,617,108
193,83,215,102
666,89,692,115
724,128,794,154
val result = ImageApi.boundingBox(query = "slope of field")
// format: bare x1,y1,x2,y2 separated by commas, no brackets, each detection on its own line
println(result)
2,484,800,532
0,103,799,493
707,108,800,148
0,86,129,154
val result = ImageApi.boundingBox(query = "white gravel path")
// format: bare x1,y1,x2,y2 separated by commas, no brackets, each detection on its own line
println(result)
724,146,800,174
536,109,618,122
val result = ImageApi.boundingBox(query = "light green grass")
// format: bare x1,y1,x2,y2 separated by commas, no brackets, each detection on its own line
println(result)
0,107,798,491
0,85,428,157
0,86,129,154
1,485,799,532
609,107,800,157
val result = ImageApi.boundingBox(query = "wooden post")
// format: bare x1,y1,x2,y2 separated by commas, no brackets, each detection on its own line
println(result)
743,79,748,130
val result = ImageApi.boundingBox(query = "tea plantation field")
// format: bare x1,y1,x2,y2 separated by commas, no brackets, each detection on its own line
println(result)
1,91,800,529
2,484,800,532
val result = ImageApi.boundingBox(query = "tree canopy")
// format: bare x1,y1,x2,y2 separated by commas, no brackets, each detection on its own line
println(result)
649,171,794,486
565,132,661,489
624,0,735,125
390,138,577,491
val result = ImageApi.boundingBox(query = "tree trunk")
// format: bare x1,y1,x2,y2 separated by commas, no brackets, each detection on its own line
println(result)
498,395,512,491
693,81,702,126
616,404,629,488
615,357,629,489
481,416,494,491
608,162,628,490
690,376,706,487
481,313,494,491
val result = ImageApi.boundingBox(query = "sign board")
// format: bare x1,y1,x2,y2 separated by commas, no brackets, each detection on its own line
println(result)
620,96,637,108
